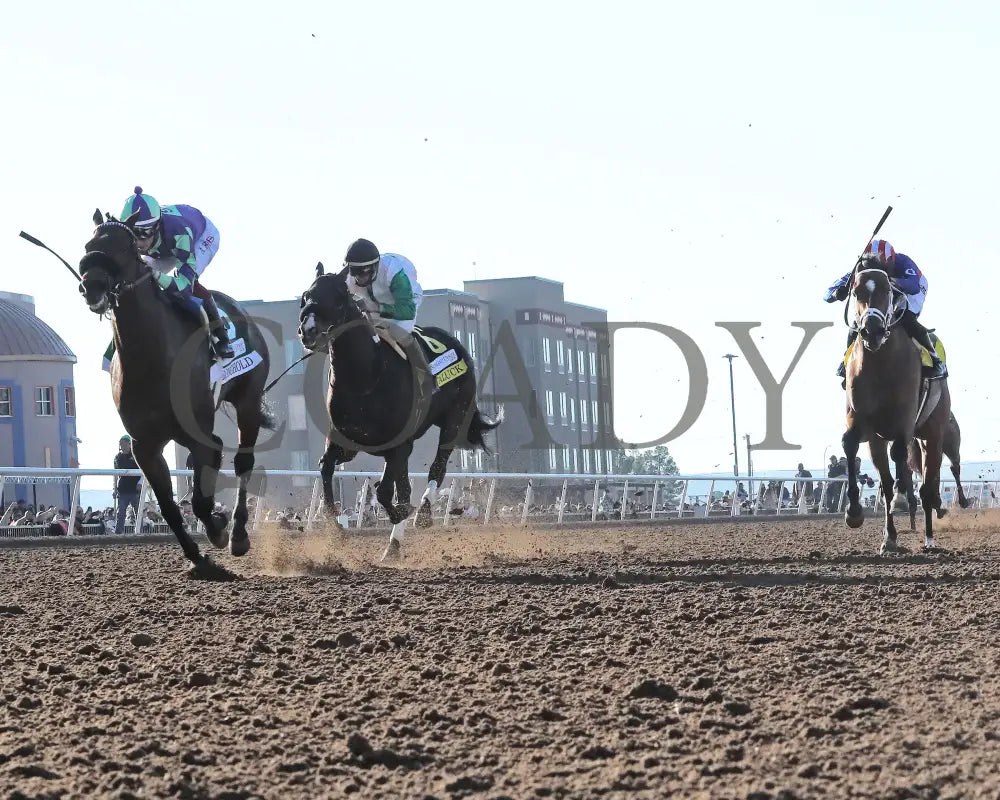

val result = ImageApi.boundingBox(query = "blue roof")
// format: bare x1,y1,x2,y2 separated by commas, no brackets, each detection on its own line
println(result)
0,297,76,361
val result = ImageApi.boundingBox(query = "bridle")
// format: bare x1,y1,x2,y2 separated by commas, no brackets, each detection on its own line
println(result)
79,221,153,316
850,269,906,351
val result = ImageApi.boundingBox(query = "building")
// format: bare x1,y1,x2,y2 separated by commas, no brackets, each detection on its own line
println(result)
463,277,616,477
179,274,614,510
0,292,79,508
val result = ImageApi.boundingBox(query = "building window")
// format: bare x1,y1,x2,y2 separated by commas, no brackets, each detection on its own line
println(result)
545,390,554,421
0,386,12,417
600,353,609,381
291,450,311,487
583,449,591,473
475,449,483,471
566,346,574,375
607,450,614,473
592,400,599,427
44,446,52,468
467,331,477,362
548,446,558,471
461,449,470,470
559,392,568,425
573,449,579,472
35,387,53,417
577,350,585,380
556,340,565,372
580,400,588,427
454,329,463,345
542,337,551,371
604,402,611,427
288,394,307,431
589,351,597,382
562,448,571,471
523,338,536,367
284,340,306,374
595,449,603,473
569,398,576,428
63,386,75,417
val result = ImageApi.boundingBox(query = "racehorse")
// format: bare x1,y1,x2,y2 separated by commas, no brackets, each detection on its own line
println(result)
840,264,951,553
297,263,501,560
909,411,969,511
78,209,274,570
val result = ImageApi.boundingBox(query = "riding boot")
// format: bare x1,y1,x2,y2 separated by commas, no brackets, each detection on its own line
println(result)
201,293,236,360
837,329,859,379
397,329,432,411
901,313,947,379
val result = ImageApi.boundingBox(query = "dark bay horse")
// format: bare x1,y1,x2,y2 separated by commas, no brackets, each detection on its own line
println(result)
78,210,274,569
910,411,969,510
841,265,951,553
297,264,501,560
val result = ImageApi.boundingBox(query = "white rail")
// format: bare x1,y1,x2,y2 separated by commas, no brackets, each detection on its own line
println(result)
0,467,993,539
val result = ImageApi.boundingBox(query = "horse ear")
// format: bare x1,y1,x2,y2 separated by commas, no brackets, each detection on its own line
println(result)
316,261,325,277
92,209,103,226
122,211,141,229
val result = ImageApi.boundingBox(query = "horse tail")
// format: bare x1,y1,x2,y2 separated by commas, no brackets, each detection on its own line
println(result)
259,395,278,431
907,439,923,475
466,404,504,453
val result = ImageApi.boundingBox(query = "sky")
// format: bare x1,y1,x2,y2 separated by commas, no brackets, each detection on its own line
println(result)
3,0,1000,480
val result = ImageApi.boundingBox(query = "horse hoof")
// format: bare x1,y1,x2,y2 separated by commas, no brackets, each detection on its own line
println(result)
390,503,415,525
845,512,864,529
880,538,900,555
936,508,948,519
381,538,402,563
206,524,230,550
231,531,250,557
415,511,433,529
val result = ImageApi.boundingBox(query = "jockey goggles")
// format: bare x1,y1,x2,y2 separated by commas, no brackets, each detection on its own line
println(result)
346,256,378,283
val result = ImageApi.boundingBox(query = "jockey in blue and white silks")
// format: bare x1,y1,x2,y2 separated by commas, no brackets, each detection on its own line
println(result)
824,239,946,381
120,187,235,359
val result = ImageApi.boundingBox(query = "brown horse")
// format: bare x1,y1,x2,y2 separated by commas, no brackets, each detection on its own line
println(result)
78,210,274,570
841,264,951,553
909,411,969,510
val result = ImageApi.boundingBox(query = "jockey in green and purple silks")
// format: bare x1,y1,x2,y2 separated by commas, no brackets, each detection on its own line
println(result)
120,187,235,359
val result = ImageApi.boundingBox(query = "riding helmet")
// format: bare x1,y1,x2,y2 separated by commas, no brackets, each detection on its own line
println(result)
344,238,380,286
121,186,161,233
864,239,896,265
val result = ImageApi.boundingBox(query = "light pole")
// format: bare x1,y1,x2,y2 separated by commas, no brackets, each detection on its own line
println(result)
723,354,739,476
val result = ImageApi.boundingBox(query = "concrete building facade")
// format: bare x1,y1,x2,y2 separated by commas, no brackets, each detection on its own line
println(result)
0,292,79,509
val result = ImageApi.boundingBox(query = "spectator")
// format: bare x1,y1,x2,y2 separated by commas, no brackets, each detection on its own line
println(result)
792,463,813,505
825,456,847,511
114,435,142,535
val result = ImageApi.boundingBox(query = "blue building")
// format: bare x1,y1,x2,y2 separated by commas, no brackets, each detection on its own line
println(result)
0,292,78,508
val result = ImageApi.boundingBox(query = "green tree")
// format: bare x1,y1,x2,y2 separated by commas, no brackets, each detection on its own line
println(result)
614,444,681,507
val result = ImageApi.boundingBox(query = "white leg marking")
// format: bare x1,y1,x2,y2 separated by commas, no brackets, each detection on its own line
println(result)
421,480,439,506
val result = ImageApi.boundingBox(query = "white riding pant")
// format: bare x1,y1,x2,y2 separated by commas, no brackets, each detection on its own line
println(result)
192,218,220,277
903,274,928,315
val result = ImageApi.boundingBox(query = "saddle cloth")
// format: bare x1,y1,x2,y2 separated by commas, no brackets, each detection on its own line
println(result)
372,326,469,389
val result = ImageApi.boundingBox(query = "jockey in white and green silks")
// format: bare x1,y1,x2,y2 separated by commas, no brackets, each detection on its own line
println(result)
343,238,430,393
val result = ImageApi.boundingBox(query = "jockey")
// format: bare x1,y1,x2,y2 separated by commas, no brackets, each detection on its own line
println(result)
824,239,947,381
120,187,235,359
343,238,431,400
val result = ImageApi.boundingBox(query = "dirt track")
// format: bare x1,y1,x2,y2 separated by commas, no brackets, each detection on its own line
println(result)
3,513,1000,799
